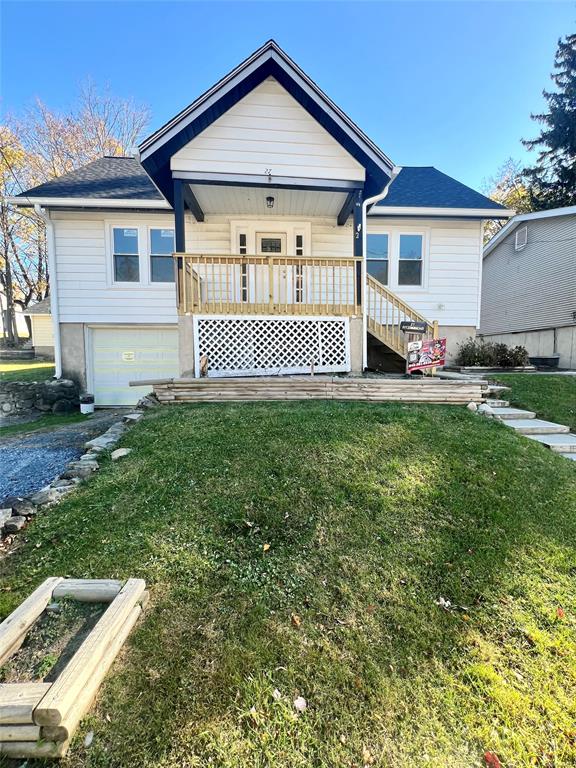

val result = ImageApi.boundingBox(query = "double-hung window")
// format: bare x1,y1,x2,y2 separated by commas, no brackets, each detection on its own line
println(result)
113,228,140,282
398,234,423,286
150,228,175,282
366,234,389,285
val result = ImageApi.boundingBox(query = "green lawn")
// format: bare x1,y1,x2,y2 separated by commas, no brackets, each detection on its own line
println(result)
0,402,575,767
491,374,576,431
0,359,55,382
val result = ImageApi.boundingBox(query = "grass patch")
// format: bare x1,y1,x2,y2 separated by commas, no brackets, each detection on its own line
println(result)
491,373,576,431
0,412,88,438
0,401,575,767
0,359,55,382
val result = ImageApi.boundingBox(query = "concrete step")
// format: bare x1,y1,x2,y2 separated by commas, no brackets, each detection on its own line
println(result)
492,407,536,420
527,433,576,452
485,399,510,408
505,419,570,435
560,452,576,461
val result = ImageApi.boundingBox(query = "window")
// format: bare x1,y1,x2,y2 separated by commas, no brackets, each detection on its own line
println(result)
149,228,175,282
366,234,389,285
398,234,423,286
113,228,139,282
515,226,527,251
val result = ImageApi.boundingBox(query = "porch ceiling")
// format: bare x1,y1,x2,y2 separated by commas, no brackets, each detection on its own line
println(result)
189,184,349,218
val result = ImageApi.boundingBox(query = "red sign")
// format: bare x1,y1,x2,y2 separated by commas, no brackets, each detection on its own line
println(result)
407,338,446,373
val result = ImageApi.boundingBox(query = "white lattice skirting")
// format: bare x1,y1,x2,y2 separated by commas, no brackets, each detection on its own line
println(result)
193,315,351,377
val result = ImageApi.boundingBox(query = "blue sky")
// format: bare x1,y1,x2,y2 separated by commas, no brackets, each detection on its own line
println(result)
1,1,574,191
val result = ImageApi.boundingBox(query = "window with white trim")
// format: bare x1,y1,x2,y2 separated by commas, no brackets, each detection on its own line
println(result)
150,228,175,282
398,234,423,286
113,227,139,282
366,233,389,285
515,226,527,251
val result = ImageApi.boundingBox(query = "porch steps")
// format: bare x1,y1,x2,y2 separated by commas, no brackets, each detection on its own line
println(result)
485,399,510,408
526,433,576,453
135,376,489,405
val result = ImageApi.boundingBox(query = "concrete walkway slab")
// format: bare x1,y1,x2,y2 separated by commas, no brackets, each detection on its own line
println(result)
560,452,576,461
505,419,570,435
527,433,576,452
492,407,535,420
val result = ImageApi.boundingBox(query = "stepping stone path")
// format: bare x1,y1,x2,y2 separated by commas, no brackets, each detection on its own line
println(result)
485,395,576,461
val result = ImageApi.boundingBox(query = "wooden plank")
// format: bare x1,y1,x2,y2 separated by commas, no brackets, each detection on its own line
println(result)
35,579,146,726
41,605,142,744
0,683,51,724
0,724,40,742
0,578,63,666
53,579,123,603
0,739,68,758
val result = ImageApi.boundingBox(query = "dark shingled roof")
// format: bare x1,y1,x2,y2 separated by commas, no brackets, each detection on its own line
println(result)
16,157,164,201
374,167,504,210
23,297,51,315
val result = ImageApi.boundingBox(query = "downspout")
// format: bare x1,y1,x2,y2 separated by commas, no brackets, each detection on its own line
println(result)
35,205,62,378
361,166,402,370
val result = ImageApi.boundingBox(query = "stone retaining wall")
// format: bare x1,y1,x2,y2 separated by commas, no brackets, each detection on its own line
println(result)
0,379,79,417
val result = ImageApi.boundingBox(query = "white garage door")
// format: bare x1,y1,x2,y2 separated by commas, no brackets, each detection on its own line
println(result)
91,326,179,406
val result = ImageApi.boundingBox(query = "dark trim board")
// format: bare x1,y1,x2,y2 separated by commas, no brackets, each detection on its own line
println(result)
182,184,205,222
337,191,356,226
173,171,363,193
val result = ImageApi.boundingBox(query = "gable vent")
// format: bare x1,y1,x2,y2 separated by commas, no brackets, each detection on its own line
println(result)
515,225,528,251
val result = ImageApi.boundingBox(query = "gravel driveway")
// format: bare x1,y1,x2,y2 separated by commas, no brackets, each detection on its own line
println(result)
0,411,126,501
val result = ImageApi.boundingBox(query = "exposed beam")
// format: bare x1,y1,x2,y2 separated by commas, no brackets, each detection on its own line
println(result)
337,191,356,226
182,184,205,222
172,170,363,193
173,180,185,251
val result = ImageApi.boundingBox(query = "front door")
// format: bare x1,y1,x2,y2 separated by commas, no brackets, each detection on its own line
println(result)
256,233,290,307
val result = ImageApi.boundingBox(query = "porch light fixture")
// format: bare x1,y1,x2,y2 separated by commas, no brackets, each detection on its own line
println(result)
266,196,275,209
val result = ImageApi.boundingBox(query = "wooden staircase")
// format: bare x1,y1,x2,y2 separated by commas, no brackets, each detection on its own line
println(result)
366,274,437,359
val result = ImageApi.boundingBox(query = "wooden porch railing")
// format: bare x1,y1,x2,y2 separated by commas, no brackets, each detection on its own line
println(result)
366,274,437,357
176,254,362,316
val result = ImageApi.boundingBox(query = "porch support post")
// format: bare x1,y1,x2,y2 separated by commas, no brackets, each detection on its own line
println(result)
353,189,363,307
173,180,186,252
173,179,185,312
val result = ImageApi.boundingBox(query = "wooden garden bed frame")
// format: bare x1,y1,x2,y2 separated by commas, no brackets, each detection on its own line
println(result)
0,577,147,758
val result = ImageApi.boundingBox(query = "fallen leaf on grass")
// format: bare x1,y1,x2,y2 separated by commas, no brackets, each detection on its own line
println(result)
484,751,501,768
291,613,302,628
84,731,94,748
262,543,271,552
362,745,375,765
293,696,307,712
557,606,566,619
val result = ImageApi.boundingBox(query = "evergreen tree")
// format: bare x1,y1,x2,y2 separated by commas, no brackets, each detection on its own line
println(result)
523,33,576,209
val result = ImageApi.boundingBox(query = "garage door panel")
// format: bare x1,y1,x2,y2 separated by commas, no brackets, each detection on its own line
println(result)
91,327,179,406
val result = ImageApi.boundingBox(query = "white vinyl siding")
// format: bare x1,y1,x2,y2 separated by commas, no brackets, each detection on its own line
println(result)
52,212,482,328
481,213,576,335
368,218,483,327
170,77,365,181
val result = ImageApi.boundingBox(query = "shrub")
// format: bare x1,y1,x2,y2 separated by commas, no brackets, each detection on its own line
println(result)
455,338,529,367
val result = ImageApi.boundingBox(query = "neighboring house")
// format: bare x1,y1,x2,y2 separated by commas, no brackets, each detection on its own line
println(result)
481,206,576,368
10,41,512,405
23,297,55,358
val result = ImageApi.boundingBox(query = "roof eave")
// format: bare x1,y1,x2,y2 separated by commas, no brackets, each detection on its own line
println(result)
483,204,576,257
369,206,515,219
8,196,171,210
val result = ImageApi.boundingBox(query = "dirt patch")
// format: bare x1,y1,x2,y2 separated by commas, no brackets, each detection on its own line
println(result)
0,600,106,683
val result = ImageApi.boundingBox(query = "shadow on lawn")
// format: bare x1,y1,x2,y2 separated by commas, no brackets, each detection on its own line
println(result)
0,401,574,767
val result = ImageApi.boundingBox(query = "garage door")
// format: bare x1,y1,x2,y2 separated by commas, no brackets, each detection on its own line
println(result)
91,327,179,406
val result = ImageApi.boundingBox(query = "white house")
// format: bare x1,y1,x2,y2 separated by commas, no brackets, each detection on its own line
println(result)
11,41,512,405
481,206,576,368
